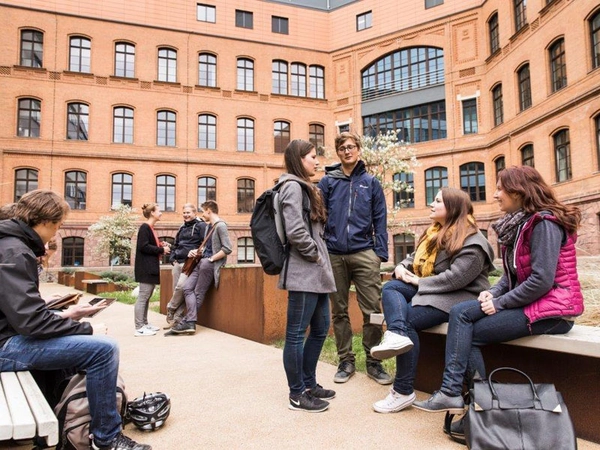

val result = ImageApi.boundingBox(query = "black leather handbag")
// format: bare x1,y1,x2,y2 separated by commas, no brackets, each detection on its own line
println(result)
464,367,577,450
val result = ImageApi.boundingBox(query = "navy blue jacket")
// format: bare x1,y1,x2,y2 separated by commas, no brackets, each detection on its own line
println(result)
317,160,388,261
169,218,205,264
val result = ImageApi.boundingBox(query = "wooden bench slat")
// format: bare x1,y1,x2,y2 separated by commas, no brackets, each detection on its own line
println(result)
0,372,36,440
17,372,59,446
0,382,13,440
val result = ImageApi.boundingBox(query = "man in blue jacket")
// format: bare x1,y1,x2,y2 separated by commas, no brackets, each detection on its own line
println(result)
317,132,391,385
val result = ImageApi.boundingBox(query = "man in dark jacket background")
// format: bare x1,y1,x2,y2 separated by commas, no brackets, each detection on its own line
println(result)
164,203,205,329
317,132,391,386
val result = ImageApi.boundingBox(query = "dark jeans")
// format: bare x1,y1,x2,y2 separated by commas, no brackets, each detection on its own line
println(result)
182,258,214,323
381,279,418,335
441,300,575,396
283,291,330,395
0,334,122,446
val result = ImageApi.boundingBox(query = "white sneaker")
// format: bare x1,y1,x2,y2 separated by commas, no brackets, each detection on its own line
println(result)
373,389,416,413
370,330,414,360
143,324,160,332
134,327,157,337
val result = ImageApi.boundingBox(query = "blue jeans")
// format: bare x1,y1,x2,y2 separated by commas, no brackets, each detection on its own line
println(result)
441,300,575,396
283,291,330,395
0,334,122,446
381,279,418,335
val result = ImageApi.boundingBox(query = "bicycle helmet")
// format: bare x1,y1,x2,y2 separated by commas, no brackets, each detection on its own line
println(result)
127,392,171,431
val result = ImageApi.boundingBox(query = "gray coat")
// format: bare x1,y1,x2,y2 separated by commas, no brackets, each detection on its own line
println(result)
402,231,496,313
276,173,336,293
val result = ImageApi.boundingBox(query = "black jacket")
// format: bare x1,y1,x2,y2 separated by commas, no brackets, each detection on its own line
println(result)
169,218,205,263
0,219,92,347
134,223,165,285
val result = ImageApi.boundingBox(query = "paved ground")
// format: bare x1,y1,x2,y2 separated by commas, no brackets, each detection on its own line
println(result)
2,282,599,450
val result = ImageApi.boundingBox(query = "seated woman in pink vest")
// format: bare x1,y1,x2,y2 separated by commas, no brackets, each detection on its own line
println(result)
413,165,584,415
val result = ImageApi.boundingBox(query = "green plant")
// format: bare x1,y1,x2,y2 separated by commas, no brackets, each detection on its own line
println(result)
61,267,76,274
87,205,139,266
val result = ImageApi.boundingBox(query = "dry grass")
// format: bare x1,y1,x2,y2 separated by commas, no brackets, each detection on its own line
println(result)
575,256,600,327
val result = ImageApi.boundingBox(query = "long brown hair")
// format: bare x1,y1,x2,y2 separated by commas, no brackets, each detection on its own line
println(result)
284,139,327,223
416,187,478,257
498,166,580,234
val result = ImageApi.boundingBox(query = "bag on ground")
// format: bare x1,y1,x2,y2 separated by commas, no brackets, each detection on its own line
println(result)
464,367,576,450
54,372,128,450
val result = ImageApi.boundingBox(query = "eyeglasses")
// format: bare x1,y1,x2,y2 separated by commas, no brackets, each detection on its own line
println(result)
337,144,357,153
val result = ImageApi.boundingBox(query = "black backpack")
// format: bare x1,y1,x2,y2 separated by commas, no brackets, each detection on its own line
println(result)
250,180,311,286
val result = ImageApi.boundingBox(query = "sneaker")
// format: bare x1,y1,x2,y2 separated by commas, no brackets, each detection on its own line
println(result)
170,321,196,335
370,330,414,360
373,389,416,413
413,390,465,414
134,327,156,337
143,324,160,332
333,361,356,383
307,384,336,400
288,391,329,413
366,362,393,385
91,432,152,450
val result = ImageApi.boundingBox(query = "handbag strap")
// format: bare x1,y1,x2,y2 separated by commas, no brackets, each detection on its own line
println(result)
197,222,219,256
488,367,541,406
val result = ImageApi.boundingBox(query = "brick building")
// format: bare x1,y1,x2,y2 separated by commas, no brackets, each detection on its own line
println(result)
1,0,599,269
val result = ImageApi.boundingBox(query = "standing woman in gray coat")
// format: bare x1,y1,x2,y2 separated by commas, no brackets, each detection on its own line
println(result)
278,139,337,413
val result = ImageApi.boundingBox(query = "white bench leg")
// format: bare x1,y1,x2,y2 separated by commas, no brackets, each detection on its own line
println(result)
18,372,59,446
0,372,36,440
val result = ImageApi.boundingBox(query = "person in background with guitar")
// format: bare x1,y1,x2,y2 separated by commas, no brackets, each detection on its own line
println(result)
172,200,231,335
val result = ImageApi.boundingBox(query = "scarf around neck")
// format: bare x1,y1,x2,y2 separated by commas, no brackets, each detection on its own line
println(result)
492,209,530,247
412,224,440,278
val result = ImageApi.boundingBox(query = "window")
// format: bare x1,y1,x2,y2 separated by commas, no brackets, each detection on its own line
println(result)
237,237,254,263
113,107,133,144
492,84,503,127
272,16,288,34
115,42,135,78
158,48,177,83
309,124,325,155
65,171,87,210
489,13,500,55
550,38,567,92
291,63,307,97
514,0,527,32
274,121,290,154
20,30,43,68
237,179,255,213
363,100,446,143
424,167,448,204
67,103,89,140
69,36,91,73
198,53,216,87
237,118,254,152
460,162,486,202
521,144,534,167
596,115,600,171
237,58,254,91
554,129,571,182
198,114,216,149
309,65,325,99
394,233,415,265
357,11,372,31
14,168,38,202
156,175,176,212
62,237,84,267
17,98,41,137
361,47,444,101
591,11,600,69
157,110,176,146
197,4,216,23
494,157,505,180
159,237,175,264
393,172,414,208
425,0,444,8
517,64,532,111
111,173,133,208
197,177,216,206
272,60,288,95
236,10,253,29
462,98,478,134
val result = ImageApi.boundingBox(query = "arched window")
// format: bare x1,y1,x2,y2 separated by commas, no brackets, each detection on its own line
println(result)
309,65,325,99
595,114,600,171
199,53,217,87
111,173,133,208
156,175,176,212
158,47,177,82
549,38,567,92
514,0,527,32
237,178,255,213
272,60,288,95
157,110,176,146
14,168,38,202
113,106,134,143
460,162,486,202
65,171,87,210
198,114,217,149
237,118,254,152
521,144,534,167
67,103,89,140
591,10,600,69
553,129,571,182
20,29,43,67
393,172,414,208
197,177,217,206
69,36,91,73
424,166,448,204
393,233,415,265
291,63,307,97
274,121,290,153
237,237,254,263
62,237,84,267
17,98,41,138
237,58,254,91
517,64,532,111
494,156,505,181
492,84,503,126
115,42,135,78
488,13,500,55
309,124,325,155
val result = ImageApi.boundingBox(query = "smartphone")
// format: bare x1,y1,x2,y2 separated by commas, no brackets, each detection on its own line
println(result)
86,297,116,317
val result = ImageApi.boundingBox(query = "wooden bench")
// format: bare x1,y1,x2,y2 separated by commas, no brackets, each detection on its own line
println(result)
82,279,113,295
0,371,58,446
